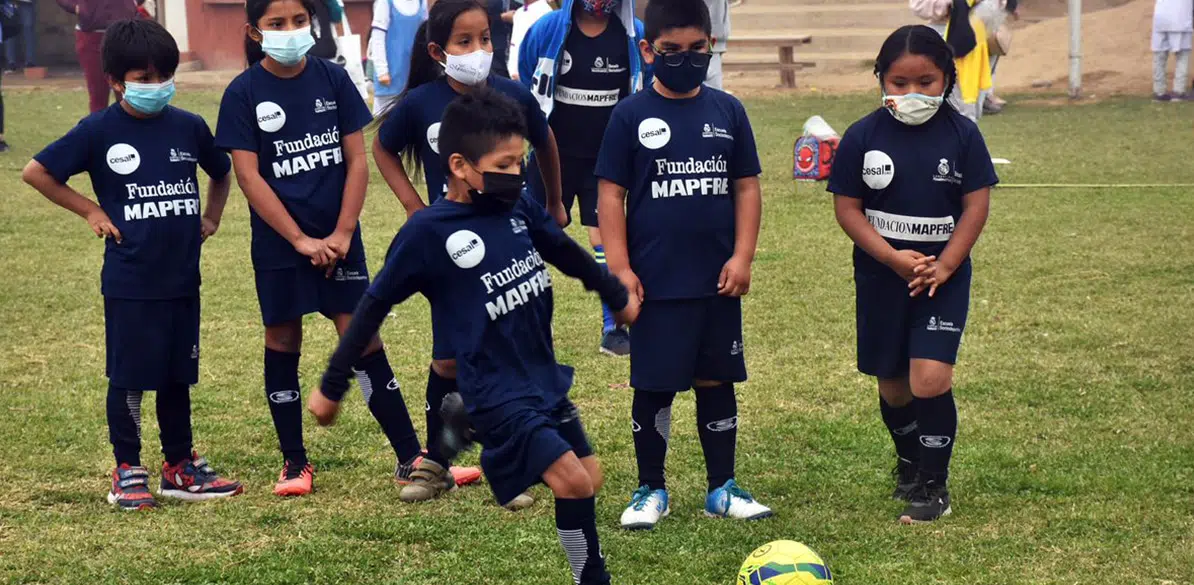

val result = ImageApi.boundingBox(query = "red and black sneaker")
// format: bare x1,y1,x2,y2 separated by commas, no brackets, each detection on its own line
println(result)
159,453,244,501
107,464,158,511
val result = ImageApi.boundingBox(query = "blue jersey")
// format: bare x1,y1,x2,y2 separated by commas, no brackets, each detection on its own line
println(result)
550,18,631,158
594,87,762,301
214,57,374,270
376,76,551,201
368,196,606,424
34,104,231,300
827,107,998,272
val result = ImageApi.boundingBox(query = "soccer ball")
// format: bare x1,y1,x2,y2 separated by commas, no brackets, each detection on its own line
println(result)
736,540,833,585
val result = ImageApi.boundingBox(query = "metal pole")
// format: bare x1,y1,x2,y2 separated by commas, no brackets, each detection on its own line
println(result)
1069,0,1082,98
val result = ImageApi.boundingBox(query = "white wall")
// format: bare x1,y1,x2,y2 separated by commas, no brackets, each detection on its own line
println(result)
163,0,190,53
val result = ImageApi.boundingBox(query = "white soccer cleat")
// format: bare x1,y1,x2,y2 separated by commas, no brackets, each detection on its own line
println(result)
704,479,773,521
620,486,670,530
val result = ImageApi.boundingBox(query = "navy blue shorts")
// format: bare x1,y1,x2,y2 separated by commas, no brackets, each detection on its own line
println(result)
630,296,748,392
855,260,972,378
254,261,370,326
528,155,599,227
476,399,593,507
104,296,199,390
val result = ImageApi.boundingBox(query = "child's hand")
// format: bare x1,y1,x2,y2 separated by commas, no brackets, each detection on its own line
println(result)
907,261,936,297
307,387,341,426
614,268,644,303
85,209,122,243
294,236,335,267
718,254,752,297
926,260,957,298
324,229,353,260
378,73,391,87
887,249,934,282
615,293,641,326
200,216,220,242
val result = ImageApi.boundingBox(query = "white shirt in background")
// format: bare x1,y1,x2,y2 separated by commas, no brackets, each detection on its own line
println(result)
1154,0,1194,33
508,0,554,78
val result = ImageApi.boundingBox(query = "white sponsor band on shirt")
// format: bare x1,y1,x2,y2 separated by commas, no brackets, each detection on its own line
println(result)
555,86,620,108
864,209,955,242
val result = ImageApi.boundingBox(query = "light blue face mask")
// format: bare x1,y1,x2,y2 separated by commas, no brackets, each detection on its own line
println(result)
260,28,316,66
123,79,176,115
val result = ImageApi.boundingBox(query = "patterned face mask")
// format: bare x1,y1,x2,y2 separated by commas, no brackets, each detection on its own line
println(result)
580,0,621,15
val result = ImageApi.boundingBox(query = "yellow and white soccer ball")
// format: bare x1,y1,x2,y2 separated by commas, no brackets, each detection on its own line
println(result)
736,540,833,585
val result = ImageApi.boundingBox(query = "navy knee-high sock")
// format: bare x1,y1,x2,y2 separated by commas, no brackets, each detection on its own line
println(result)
695,383,738,491
914,389,958,485
157,384,193,465
264,348,305,466
424,366,457,467
594,245,616,333
106,384,142,467
556,496,610,585
879,396,920,463
631,390,674,490
354,349,422,463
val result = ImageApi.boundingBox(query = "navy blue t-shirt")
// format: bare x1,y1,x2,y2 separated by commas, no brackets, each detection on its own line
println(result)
594,87,762,301
827,107,998,273
214,57,374,270
368,195,579,428
34,104,231,300
376,76,550,201
551,18,631,158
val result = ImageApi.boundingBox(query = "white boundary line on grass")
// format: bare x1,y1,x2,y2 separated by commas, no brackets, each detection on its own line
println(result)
998,184,1194,188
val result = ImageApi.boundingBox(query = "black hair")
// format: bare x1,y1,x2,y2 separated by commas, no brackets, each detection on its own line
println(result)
101,19,180,81
376,0,487,175
874,25,958,104
644,0,711,44
438,88,528,175
244,0,320,66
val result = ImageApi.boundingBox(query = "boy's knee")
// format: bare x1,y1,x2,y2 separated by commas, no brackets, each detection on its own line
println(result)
265,322,302,353
582,457,604,494
553,472,595,499
692,379,724,389
909,361,953,398
431,359,457,379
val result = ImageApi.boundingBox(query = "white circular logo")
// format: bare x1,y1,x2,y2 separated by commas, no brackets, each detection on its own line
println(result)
937,158,950,176
637,118,671,150
106,143,141,175
255,101,286,133
560,51,573,75
394,0,421,17
427,122,441,154
862,150,895,190
445,230,485,269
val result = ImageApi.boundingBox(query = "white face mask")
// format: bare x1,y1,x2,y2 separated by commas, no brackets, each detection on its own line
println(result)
443,49,493,86
883,92,944,126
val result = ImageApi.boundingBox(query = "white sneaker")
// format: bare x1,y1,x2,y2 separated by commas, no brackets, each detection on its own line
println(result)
620,486,670,530
704,479,773,520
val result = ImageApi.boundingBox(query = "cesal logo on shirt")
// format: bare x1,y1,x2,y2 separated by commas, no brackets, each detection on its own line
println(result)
638,118,671,150
106,143,141,175
862,150,895,190
256,101,287,133
427,122,441,154
445,230,485,269
560,51,573,75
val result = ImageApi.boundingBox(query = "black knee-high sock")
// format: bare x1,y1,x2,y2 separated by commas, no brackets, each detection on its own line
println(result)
914,389,958,485
695,383,738,491
631,390,674,490
264,348,305,466
879,396,920,463
157,384,193,465
424,366,457,467
354,349,422,463
106,384,143,467
555,496,610,585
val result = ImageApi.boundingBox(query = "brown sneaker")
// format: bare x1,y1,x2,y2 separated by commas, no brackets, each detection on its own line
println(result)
398,458,455,502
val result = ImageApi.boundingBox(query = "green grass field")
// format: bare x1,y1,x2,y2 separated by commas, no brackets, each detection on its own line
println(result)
0,86,1192,585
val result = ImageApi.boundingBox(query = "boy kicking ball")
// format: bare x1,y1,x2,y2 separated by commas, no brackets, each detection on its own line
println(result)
309,89,635,585
22,19,242,510
596,0,770,530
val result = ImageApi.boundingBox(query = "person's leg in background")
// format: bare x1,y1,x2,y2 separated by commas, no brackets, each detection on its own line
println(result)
704,53,724,90
0,67,8,151
1174,49,1191,99
984,55,1005,114
20,1,36,68
76,30,110,113
1154,50,1173,101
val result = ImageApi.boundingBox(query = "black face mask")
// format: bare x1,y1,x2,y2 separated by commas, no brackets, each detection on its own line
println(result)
468,169,525,214
652,48,712,94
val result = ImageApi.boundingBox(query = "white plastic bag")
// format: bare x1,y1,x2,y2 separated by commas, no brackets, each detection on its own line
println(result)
332,0,371,103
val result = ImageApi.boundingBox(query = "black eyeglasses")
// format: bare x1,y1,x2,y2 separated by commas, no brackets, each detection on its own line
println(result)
651,46,713,68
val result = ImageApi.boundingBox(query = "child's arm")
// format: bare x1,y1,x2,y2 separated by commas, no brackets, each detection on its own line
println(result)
373,134,427,217
719,176,761,297
326,130,369,260
596,178,641,301
22,160,122,243
230,150,335,266
920,187,989,297
201,174,233,242
834,195,932,284
534,128,567,226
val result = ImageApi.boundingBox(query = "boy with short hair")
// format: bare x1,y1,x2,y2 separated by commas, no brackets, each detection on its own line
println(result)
595,0,770,531
309,88,634,585
22,18,241,511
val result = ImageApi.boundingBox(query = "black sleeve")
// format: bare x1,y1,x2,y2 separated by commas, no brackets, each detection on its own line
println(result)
525,200,629,311
319,293,393,401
